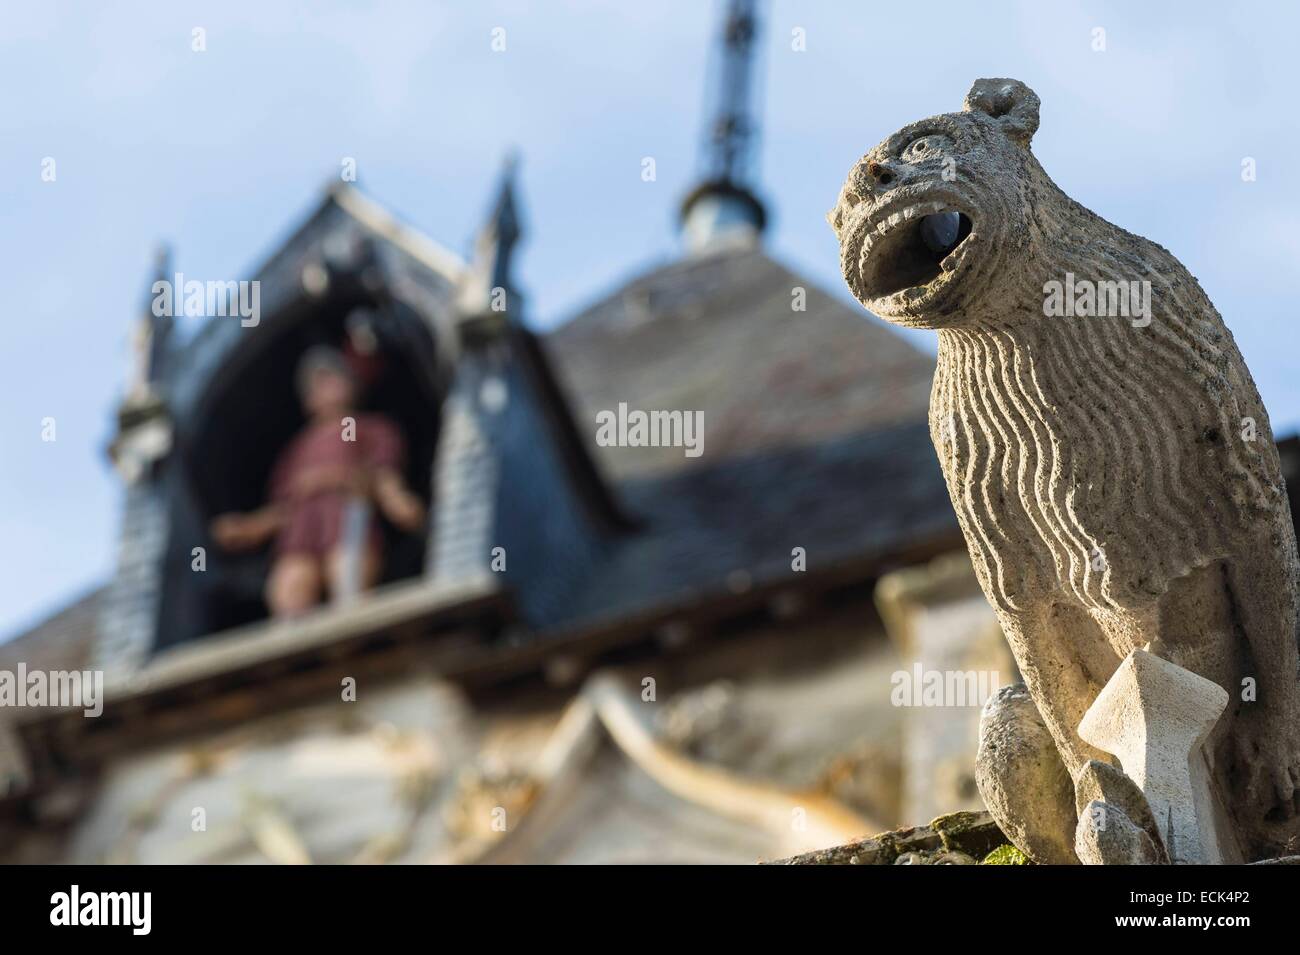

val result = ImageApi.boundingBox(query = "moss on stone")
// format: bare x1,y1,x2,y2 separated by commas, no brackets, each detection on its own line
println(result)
981,844,1030,865
770,809,1011,865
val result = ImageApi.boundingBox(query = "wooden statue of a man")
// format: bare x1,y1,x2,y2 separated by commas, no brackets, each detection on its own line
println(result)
210,346,426,616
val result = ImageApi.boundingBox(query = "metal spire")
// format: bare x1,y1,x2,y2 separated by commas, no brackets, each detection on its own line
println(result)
704,0,761,186
680,0,767,250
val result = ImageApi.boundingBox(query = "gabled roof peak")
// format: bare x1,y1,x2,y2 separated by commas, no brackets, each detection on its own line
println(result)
326,182,465,281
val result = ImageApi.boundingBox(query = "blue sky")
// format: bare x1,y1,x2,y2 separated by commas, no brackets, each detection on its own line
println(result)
2,0,1297,640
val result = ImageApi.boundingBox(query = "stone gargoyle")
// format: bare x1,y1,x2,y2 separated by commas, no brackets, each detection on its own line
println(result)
829,78,1300,861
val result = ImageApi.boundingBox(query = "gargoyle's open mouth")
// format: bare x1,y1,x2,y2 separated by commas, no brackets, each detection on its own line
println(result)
856,204,973,299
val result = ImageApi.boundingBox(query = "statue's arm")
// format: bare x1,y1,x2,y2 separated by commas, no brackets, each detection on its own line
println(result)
210,505,285,552
371,468,425,533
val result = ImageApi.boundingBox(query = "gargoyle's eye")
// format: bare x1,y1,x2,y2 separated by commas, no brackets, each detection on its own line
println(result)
902,134,952,162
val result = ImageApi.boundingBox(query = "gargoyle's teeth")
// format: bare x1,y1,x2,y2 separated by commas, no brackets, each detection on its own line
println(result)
866,202,962,239
853,202,974,301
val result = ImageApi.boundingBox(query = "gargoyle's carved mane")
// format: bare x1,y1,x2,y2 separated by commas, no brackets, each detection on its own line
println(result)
934,239,1283,615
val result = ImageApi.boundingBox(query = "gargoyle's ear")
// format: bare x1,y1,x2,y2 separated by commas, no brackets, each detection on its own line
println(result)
963,78,1040,148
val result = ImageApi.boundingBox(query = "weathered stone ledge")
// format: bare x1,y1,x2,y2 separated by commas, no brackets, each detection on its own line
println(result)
767,810,1026,865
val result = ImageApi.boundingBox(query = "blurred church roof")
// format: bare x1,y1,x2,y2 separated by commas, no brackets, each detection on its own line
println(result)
547,245,936,480
542,243,950,628
0,588,101,675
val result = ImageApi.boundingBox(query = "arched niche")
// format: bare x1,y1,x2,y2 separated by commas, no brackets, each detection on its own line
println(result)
154,276,446,649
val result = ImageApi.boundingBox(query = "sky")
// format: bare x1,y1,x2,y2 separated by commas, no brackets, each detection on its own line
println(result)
2,0,1298,641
